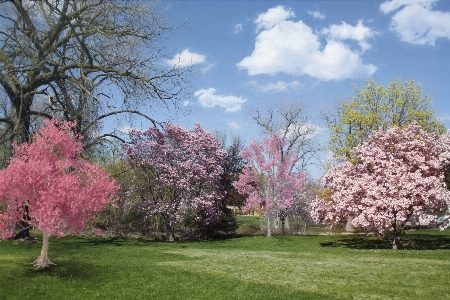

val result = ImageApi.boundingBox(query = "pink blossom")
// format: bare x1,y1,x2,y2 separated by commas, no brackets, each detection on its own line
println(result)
233,134,305,236
123,123,226,241
312,123,450,249
0,119,118,239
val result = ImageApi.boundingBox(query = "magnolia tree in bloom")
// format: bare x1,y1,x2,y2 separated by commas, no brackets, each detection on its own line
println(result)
312,123,450,249
0,120,118,268
233,134,305,237
439,130,450,228
123,123,226,241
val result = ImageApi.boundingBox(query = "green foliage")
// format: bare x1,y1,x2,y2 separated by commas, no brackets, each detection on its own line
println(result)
1,231,450,299
218,135,247,208
326,78,445,159
196,204,239,239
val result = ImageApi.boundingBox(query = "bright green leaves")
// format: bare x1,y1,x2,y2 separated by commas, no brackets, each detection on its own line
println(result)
326,78,445,160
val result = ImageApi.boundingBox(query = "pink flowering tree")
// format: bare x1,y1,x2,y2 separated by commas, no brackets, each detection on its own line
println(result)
312,123,450,249
123,123,226,241
439,130,450,228
0,120,118,268
233,134,305,237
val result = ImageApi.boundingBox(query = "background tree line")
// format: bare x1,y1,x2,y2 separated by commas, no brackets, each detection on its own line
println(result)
0,0,449,244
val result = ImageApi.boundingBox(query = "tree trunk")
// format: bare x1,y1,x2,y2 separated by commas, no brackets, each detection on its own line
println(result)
163,215,175,242
167,229,175,242
392,235,402,250
12,95,33,240
284,216,290,232
266,209,272,238
345,217,354,232
32,231,55,268
392,222,402,250
14,218,31,240
275,214,280,229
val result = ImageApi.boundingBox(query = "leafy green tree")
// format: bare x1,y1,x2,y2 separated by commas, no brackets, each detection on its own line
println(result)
324,78,445,159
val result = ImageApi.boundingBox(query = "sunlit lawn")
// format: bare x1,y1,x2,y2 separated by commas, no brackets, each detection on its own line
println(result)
1,230,449,299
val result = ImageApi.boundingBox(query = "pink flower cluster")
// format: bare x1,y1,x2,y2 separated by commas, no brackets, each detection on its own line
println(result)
0,119,118,239
123,123,226,237
312,123,450,238
233,134,305,217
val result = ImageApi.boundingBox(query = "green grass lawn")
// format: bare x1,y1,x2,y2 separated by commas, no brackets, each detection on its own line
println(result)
1,230,449,299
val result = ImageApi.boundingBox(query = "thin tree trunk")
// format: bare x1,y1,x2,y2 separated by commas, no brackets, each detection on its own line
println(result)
392,222,402,250
392,235,402,250
266,209,272,237
284,216,290,232
163,215,175,242
275,214,280,229
32,231,56,268
167,226,175,242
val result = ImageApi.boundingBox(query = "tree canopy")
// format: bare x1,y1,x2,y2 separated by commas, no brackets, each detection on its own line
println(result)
123,123,226,241
0,119,117,267
312,123,450,249
234,134,305,237
252,99,323,170
324,79,445,160
0,0,190,148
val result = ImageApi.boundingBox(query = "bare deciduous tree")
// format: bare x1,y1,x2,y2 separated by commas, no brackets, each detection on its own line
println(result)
0,0,191,147
251,99,324,232
251,99,323,170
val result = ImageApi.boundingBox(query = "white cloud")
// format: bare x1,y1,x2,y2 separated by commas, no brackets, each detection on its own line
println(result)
307,10,326,20
437,114,450,121
279,123,326,140
235,23,243,33
322,20,377,52
248,80,302,92
165,49,206,67
379,0,435,14
200,63,214,74
194,88,247,112
255,5,295,32
228,121,242,130
120,126,137,134
237,6,377,81
183,100,190,107
380,0,450,45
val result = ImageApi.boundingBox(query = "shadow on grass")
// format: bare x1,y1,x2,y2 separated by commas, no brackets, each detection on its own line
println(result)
21,259,104,281
320,234,450,250
56,236,159,248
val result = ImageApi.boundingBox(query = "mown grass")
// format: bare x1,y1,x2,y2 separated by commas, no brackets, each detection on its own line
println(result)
1,230,449,299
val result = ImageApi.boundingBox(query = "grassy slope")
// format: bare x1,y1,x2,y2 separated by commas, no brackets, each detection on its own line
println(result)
1,231,449,300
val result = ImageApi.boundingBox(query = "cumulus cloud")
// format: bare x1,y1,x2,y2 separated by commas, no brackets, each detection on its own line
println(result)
235,23,243,33
380,0,450,45
228,121,242,130
120,126,137,134
194,88,247,112
183,100,190,107
248,80,302,92
307,10,326,20
165,49,206,67
280,123,326,140
237,6,377,81
255,5,295,32
323,20,378,52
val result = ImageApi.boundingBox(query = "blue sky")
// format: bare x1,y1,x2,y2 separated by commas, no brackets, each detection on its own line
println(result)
121,0,450,178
